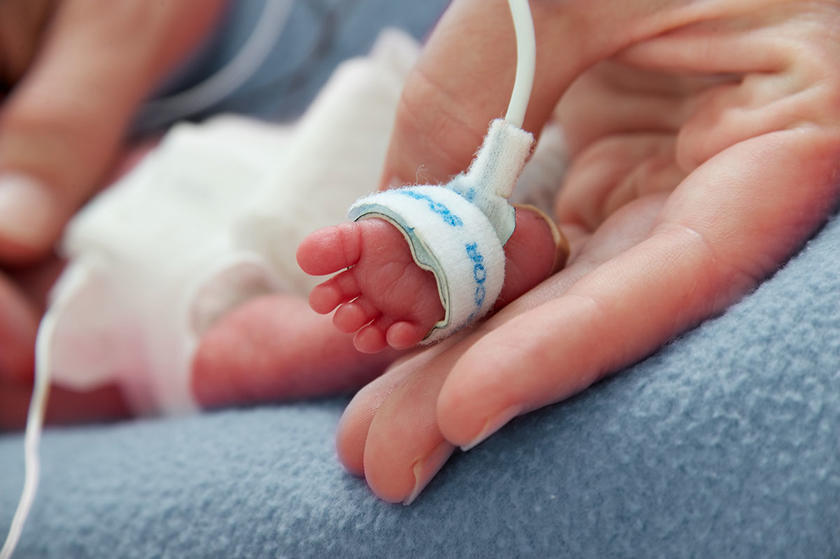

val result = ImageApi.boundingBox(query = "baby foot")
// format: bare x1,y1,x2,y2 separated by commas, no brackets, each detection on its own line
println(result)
297,206,566,353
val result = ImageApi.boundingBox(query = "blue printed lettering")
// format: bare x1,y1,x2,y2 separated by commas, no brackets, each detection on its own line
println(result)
464,242,487,308
397,190,464,227
473,263,486,283
474,285,486,307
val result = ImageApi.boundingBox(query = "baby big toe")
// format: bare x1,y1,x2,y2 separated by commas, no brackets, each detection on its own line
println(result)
297,222,364,275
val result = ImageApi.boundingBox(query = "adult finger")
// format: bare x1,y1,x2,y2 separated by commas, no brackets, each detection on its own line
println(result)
380,0,563,187
359,339,472,504
0,0,52,85
379,0,690,188
335,342,454,477
0,0,224,263
437,128,840,449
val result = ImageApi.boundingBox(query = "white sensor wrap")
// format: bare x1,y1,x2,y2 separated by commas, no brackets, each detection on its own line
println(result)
349,186,506,343
348,119,533,341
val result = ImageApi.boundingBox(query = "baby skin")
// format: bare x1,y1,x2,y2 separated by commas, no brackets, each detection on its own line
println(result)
297,205,565,353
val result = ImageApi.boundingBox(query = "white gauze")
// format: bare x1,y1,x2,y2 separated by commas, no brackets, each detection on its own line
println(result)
45,29,420,414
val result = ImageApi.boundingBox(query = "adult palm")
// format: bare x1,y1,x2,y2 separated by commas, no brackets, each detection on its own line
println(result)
332,0,840,502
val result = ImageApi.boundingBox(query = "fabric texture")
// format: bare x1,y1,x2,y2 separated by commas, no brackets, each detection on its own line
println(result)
49,120,286,413
447,119,534,244
2,209,839,558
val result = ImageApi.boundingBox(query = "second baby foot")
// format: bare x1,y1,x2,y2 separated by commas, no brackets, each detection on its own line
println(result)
297,206,565,353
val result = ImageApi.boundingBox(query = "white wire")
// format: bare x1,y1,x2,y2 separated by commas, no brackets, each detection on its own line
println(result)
0,304,57,559
0,261,95,559
504,0,536,128
139,0,294,129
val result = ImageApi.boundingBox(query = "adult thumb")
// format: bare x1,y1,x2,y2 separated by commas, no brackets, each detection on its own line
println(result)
380,0,694,189
379,0,582,189
0,0,224,264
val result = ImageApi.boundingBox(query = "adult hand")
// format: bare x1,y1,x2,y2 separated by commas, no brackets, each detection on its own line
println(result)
335,0,840,502
0,0,225,428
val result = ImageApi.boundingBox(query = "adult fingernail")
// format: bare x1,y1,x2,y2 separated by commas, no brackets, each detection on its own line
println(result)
460,405,522,451
0,173,59,249
403,441,453,505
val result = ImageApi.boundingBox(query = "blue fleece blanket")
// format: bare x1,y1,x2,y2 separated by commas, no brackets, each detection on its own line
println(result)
2,211,839,559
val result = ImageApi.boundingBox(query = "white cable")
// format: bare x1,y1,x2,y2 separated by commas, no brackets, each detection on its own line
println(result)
139,0,294,129
0,319,52,559
0,264,91,559
504,0,536,128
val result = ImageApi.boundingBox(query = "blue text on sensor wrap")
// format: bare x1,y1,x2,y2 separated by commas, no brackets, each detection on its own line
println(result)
397,190,464,227
465,242,486,308
398,189,488,315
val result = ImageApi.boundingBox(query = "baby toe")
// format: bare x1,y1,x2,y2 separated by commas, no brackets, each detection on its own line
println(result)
334,297,380,334
353,320,390,354
309,270,361,314
386,321,429,350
